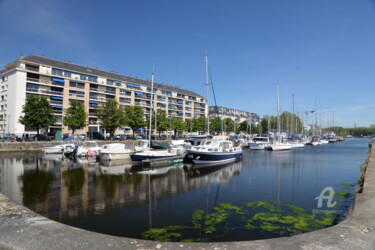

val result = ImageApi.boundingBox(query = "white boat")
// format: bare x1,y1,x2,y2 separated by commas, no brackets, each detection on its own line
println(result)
43,143,76,154
130,149,179,163
187,136,243,164
320,139,329,144
270,142,292,151
328,136,337,143
249,136,270,150
290,142,305,148
269,85,292,151
75,141,101,157
99,143,134,161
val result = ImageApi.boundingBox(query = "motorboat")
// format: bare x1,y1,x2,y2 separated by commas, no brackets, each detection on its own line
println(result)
130,140,183,164
290,142,305,148
73,141,102,157
249,136,271,150
186,136,243,164
268,140,292,151
43,143,76,154
130,150,179,163
99,143,134,161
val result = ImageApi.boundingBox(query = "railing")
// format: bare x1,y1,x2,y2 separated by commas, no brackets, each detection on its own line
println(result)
26,88,64,96
52,82,64,87
50,100,63,105
26,77,51,85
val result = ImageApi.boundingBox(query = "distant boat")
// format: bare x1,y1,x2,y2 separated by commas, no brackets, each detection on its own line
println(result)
269,84,292,151
249,136,271,150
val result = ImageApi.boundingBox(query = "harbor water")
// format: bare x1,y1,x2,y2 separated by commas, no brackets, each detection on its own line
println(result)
0,138,370,242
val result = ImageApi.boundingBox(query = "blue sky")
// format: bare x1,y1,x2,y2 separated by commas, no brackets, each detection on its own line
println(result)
1,0,375,127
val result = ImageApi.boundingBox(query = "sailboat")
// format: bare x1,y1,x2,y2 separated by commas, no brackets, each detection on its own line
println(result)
270,84,292,151
130,71,181,164
186,54,243,164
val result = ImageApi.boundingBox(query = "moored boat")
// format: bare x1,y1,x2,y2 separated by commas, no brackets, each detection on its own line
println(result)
43,143,76,154
187,136,243,164
249,136,271,150
99,143,134,161
74,141,102,157
269,141,292,151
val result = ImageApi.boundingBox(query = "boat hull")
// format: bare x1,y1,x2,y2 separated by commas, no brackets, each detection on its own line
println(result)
100,152,132,161
249,143,270,150
130,151,178,163
188,151,243,164
43,147,64,154
270,143,292,151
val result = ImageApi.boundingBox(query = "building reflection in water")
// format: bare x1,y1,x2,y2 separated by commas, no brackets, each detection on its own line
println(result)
0,154,242,225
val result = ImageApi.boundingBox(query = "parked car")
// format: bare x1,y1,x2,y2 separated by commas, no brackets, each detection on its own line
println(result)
63,133,85,141
47,132,56,140
33,134,51,141
1,134,18,141
86,132,105,140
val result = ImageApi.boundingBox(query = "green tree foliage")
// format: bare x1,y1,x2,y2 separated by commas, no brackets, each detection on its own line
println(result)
19,95,56,134
147,110,170,137
192,117,205,134
224,118,234,132
171,117,187,138
238,120,249,133
261,117,269,134
95,100,126,134
279,112,303,134
124,106,146,136
210,117,223,134
63,100,87,134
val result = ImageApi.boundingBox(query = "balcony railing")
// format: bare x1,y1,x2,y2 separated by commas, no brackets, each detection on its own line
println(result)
27,77,52,85
26,88,64,96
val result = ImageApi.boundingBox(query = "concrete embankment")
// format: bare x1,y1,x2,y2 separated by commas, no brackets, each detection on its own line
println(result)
0,144,375,249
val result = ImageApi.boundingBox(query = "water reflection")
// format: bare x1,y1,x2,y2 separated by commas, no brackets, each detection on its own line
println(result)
0,138,370,241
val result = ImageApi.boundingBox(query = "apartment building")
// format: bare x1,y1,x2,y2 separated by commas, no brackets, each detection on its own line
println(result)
208,106,260,125
0,55,206,136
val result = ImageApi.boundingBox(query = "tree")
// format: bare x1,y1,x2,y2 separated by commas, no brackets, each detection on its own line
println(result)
192,116,205,134
19,95,56,135
95,100,126,134
238,120,249,133
260,117,269,134
124,106,146,137
224,118,234,132
171,117,187,138
147,110,170,137
63,100,87,134
210,117,223,134
155,110,169,137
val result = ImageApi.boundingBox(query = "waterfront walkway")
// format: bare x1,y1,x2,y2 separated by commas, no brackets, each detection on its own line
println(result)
0,144,375,249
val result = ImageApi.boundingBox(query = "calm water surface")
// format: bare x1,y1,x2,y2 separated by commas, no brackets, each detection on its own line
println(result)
0,138,370,242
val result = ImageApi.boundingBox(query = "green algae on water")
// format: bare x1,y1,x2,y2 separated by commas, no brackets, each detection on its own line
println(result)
141,201,340,242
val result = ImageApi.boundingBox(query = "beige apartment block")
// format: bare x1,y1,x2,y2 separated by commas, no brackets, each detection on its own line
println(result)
0,55,206,136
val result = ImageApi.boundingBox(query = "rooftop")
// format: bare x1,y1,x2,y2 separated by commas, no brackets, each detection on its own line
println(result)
6,55,204,99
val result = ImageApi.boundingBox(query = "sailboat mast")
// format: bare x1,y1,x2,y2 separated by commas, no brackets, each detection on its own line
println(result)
249,103,252,136
148,72,154,144
276,84,281,138
205,54,210,135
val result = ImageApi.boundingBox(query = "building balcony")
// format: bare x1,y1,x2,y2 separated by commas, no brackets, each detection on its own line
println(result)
27,77,52,85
